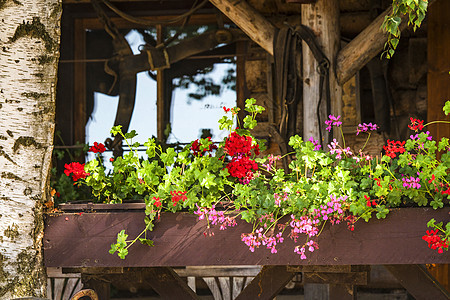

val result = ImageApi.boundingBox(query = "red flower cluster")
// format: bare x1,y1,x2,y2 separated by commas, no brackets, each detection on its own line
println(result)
89,142,106,153
345,215,357,231
422,229,449,253
223,106,238,115
64,162,89,181
383,140,406,158
171,191,187,206
408,117,424,131
224,132,259,157
190,137,217,157
364,195,377,207
224,132,260,184
153,196,162,208
226,156,258,182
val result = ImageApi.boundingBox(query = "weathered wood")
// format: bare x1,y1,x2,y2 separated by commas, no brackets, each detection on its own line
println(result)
142,267,199,299
302,0,342,145
175,266,262,277
209,0,277,55
384,265,450,300
328,284,356,300
336,0,436,85
234,266,295,300
81,274,110,300
303,272,368,285
203,277,222,300
44,207,450,267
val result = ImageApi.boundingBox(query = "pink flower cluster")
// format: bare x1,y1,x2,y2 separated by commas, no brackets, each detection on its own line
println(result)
356,123,378,135
294,240,319,259
328,139,352,159
194,205,237,231
325,115,342,132
241,228,284,254
308,137,321,151
402,176,421,189
262,154,281,172
274,193,289,207
290,195,348,259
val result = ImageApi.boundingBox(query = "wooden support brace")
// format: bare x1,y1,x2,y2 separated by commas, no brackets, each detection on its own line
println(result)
234,266,295,300
143,267,200,299
209,0,277,55
336,0,437,85
384,264,450,300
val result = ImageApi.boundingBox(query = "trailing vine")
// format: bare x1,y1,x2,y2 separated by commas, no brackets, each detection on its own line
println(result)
381,0,428,58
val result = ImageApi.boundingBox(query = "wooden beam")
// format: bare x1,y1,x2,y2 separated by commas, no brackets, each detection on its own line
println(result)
209,0,277,55
303,272,367,285
234,266,295,300
384,265,450,300
44,207,450,267
302,0,342,145
142,267,199,299
336,0,436,85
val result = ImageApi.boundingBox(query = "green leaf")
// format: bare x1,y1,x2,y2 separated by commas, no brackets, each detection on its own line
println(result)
444,101,450,116
139,238,155,247
124,130,137,139
118,248,128,259
427,218,436,227
110,125,122,136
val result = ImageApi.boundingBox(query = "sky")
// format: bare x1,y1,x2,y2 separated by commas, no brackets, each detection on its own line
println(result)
85,30,236,165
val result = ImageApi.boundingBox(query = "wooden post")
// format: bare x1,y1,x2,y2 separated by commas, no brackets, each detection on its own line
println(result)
302,0,341,145
427,0,450,291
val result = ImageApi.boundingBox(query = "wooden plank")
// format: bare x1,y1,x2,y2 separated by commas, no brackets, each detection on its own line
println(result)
232,277,245,299
209,0,276,55
328,284,356,300
63,278,81,300
203,277,223,300
234,266,295,300
302,0,342,145
59,202,145,212
336,0,436,85
218,277,231,300
303,272,367,285
175,266,262,277
44,207,450,267
142,267,199,299
384,265,450,300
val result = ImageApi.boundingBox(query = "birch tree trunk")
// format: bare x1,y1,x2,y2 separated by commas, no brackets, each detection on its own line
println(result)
0,0,61,298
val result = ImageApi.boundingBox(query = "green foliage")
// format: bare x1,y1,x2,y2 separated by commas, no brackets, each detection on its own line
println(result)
62,98,450,259
381,0,428,58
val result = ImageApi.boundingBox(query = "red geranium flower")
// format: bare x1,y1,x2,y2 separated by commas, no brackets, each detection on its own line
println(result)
408,117,424,131
89,142,106,153
64,162,89,181
383,140,406,158
171,191,187,206
153,197,162,208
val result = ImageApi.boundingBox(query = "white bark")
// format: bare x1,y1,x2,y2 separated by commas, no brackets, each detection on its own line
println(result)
0,0,61,298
